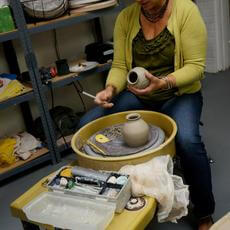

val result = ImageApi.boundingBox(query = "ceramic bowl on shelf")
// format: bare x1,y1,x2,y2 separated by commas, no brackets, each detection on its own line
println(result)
69,0,102,9
20,0,68,19
70,0,117,14
69,61,98,73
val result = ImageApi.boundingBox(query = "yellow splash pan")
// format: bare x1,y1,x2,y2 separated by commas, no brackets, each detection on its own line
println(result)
71,110,177,171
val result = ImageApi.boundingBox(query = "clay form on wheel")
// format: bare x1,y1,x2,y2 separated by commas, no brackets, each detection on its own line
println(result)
123,113,150,147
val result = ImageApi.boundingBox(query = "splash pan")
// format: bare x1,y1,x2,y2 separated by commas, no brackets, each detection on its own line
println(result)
71,110,177,171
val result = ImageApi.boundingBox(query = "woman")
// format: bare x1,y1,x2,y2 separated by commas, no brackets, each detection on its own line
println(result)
78,0,215,229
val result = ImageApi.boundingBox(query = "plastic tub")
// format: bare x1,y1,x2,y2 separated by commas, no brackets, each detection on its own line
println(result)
71,110,177,171
23,192,115,230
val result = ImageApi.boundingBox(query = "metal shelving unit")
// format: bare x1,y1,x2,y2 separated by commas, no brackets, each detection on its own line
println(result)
0,30,19,43
0,1,58,182
0,1,124,181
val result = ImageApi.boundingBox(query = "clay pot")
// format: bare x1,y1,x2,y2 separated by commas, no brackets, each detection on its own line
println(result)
123,113,150,147
127,67,150,89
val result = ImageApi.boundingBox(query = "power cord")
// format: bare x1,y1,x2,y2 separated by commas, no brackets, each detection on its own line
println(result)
48,81,69,149
72,81,87,113
53,29,61,60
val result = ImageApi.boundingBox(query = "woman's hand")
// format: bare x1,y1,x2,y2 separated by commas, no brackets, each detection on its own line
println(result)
94,85,116,108
128,71,165,96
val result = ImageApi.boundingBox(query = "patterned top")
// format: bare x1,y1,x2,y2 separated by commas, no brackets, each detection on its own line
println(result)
132,27,177,101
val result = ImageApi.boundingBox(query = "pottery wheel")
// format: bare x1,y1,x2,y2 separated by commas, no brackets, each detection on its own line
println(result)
83,124,165,157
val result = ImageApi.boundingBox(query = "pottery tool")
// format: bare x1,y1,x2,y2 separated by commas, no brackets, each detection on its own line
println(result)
75,176,100,186
81,91,112,106
86,140,107,155
77,135,107,156
60,168,73,178
82,91,96,100
95,134,110,143
72,165,110,182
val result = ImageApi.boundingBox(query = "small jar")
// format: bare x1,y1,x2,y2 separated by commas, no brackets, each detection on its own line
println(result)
123,113,150,147
127,67,150,89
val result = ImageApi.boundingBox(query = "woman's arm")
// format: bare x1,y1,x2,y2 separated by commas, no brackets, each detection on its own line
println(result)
171,4,207,87
105,11,129,94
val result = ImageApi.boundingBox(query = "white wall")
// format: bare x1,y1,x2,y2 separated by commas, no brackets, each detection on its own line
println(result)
196,0,230,73
0,11,119,137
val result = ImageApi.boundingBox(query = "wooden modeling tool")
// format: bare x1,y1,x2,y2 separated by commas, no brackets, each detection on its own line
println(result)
82,91,96,99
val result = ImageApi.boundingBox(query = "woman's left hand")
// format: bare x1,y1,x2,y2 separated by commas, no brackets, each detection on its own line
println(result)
128,71,164,96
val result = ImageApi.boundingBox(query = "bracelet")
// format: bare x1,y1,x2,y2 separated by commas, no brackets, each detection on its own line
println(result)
162,76,174,90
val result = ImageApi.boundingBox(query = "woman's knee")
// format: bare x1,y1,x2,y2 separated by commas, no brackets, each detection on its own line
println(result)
176,132,205,156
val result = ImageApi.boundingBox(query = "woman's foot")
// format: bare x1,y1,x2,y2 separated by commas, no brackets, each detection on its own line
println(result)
198,216,214,230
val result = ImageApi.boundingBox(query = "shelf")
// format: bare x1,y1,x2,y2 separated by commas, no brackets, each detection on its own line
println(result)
0,90,33,110
27,3,122,35
0,62,110,110
44,62,111,90
0,4,121,41
0,147,51,181
0,87,33,110
0,29,19,43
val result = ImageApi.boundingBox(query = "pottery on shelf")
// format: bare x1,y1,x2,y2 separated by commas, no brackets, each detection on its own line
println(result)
123,113,150,147
127,67,150,89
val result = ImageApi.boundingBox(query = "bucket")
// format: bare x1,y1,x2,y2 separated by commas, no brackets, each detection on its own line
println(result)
71,110,177,171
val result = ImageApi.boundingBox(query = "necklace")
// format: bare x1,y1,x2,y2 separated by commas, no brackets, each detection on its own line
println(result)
141,0,169,23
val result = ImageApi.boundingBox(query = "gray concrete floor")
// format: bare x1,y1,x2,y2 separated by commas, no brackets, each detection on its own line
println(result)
1,70,230,229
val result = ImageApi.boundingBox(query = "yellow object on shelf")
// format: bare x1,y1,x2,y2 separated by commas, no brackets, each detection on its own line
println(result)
0,137,16,165
71,110,177,171
0,80,31,102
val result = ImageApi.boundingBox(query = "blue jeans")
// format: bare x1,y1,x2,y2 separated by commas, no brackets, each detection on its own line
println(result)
78,90,215,218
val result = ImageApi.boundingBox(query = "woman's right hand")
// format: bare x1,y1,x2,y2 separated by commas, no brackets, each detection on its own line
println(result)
94,85,115,108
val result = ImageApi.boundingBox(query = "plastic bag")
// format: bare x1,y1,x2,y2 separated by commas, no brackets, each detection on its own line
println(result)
119,155,189,223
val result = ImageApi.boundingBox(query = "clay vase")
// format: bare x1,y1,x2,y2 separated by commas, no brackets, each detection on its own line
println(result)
123,113,150,147
127,67,150,89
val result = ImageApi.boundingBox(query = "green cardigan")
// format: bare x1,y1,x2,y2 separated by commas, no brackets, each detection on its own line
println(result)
106,0,207,96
